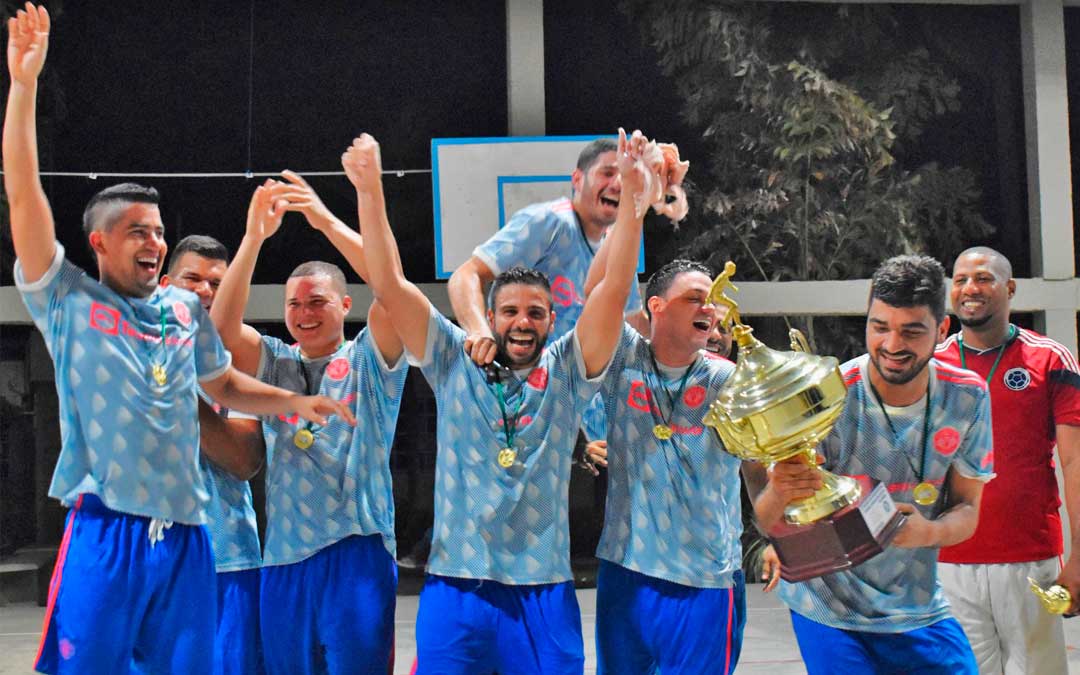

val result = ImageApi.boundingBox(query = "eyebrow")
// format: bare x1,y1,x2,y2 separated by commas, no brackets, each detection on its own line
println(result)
869,317,929,329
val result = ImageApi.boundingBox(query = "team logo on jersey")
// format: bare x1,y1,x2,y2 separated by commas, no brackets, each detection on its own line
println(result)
527,367,549,390
683,385,707,408
172,301,192,328
1003,367,1031,391
933,426,961,456
89,301,121,335
326,357,350,381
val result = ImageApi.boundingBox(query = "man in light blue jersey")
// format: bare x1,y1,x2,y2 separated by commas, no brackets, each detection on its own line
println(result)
210,172,407,675
342,129,650,674
160,235,266,675
583,258,748,674
449,137,646,364
4,7,353,673
754,255,993,674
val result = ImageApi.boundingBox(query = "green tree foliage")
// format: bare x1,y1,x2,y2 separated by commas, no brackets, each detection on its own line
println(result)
623,1,993,356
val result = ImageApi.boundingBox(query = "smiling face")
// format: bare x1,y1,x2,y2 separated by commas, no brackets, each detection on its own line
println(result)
950,252,1014,330
487,283,554,369
571,150,621,232
649,270,717,357
89,202,167,298
284,273,351,358
161,252,226,310
866,299,948,388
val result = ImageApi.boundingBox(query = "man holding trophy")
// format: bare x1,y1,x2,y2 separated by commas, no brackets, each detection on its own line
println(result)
753,255,993,674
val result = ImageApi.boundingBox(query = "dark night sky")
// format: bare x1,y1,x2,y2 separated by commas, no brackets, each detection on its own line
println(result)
0,1,1063,286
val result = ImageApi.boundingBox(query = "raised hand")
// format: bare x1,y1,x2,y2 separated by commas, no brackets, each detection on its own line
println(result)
7,3,49,86
271,170,338,232
245,179,286,242
341,134,383,196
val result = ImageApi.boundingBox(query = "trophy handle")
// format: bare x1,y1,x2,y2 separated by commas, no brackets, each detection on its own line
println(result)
789,329,811,353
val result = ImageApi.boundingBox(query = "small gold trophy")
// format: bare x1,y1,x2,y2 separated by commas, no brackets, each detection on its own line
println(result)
703,262,906,581
1029,577,1072,615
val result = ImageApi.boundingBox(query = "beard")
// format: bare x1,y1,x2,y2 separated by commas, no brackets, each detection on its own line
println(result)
956,312,994,328
869,349,933,386
494,328,546,368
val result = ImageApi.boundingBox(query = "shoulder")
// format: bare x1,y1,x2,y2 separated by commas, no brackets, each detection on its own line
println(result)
934,333,960,360
933,358,988,392
840,355,865,387
1015,327,1080,373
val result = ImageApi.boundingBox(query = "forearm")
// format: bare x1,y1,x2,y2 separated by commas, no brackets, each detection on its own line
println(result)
1062,462,1080,563
320,217,371,282
4,80,55,275
753,484,790,532
356,187,408,301
591,198,642,308
206,368,305,418
197,399,264,480
925,502,979,548
210,235,261,342
583,232,612,298
448,263,493,338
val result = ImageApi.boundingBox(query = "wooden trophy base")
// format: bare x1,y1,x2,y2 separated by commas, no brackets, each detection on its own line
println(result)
768,476,907,582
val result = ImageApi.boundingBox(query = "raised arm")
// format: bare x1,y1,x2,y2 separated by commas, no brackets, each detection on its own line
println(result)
4,4,55,283
448,256,498,365
197,399,264,480
575,129,648,377
209,182,285,375
341,134,431,360
583,215,649,335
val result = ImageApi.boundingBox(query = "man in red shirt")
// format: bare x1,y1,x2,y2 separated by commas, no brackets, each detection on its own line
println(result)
936,246,1080,674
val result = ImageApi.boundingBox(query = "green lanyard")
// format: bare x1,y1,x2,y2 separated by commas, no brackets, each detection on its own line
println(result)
492,379,525,450
648,351,695,432
958,324,1016,383
870,380,932,484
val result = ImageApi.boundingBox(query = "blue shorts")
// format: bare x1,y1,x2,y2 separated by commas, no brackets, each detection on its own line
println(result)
790,611,978,675
595,561,746,675
415,574,584,675
215,568,264,675
35,493,216,674
260,534,397,675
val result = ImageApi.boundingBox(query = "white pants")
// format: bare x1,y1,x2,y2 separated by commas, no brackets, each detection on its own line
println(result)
938,558,1066,675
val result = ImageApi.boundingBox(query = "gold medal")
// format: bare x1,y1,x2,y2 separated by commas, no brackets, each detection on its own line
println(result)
151,363,167,386
912,481,938,506
653,424,673,440
294,428,315,450
497,447,516,468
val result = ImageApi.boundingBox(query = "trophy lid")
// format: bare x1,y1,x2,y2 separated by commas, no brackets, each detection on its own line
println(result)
715,325,842,421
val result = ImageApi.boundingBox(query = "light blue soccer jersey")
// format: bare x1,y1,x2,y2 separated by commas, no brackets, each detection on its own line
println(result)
596,325,742,588
16,245,231,525
778,355,995,633
474,197,641,341
256,329,407,567
411,305,604,584
199,401,261,573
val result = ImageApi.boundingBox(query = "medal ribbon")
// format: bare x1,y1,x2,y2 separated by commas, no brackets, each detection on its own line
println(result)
648,350,695,436
869,379,932,488
492,379,525,451
958,324,1016,383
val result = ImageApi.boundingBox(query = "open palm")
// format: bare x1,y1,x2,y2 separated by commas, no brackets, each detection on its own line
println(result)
7,3,49,86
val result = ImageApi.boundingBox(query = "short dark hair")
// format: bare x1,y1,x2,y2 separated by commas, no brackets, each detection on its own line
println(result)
289,261,347,296
644,259,714,319
82,183,160,236
869,255,947,323
488,266,551,309
576,138,618,172
168,235,229,274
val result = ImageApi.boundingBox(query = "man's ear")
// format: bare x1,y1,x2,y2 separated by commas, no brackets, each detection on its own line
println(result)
647,295,664,318
570,168,584,199
1007,278,1016,299
159,274,172,289
937,314,951,344
88,230,106,257
342,295,353,314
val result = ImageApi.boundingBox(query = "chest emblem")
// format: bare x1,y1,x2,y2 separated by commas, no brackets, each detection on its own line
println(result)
172,301,192,328
683,385,707,408
527,367,549,390
934,426,961,456
1003,367,1031,391
326,357,350,381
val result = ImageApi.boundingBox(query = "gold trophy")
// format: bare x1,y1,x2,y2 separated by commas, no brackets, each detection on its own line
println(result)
703,262,906,581
1029,578,1073,615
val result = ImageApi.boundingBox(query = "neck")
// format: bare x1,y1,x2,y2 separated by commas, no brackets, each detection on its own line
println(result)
300,336,344,359
960,319,1012,350
574,208,607,242
868,360,930,407
650,332,699,368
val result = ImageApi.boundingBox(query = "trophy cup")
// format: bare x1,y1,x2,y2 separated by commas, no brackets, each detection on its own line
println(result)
703,262,907,581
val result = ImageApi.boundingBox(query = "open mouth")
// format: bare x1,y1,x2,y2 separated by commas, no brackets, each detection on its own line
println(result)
296,321,321,332
599,195,619,209
136,256,159,273
878,352,913,371
959,298,985,313
692,320,711,333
